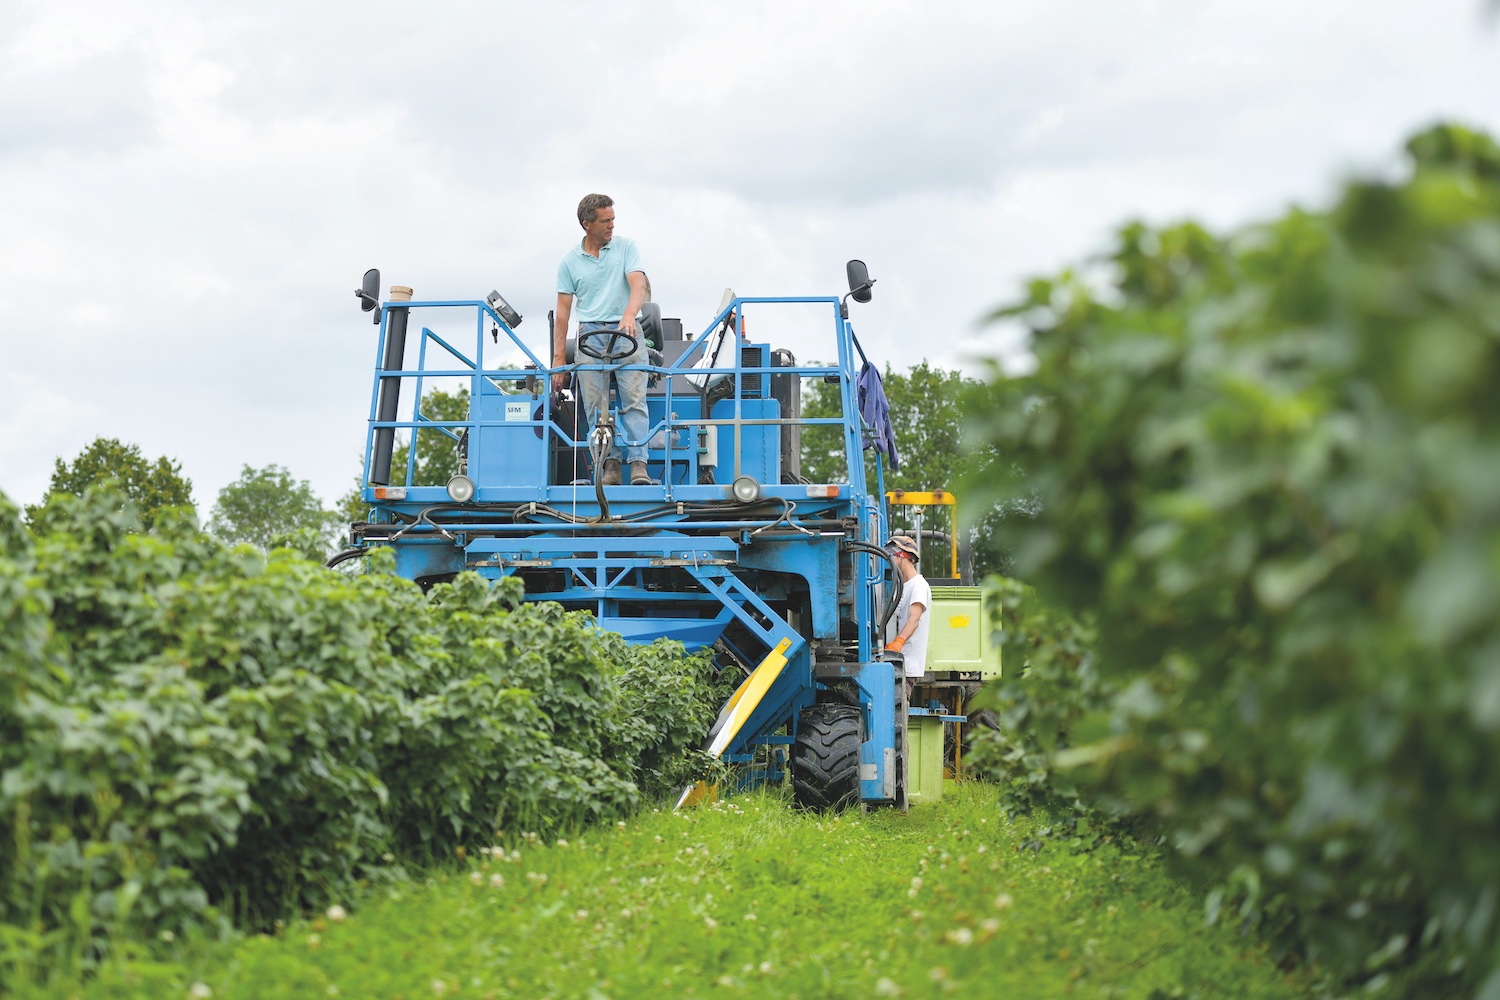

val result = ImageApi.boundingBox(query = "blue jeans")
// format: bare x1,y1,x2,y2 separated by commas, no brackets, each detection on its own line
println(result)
577,322,650,465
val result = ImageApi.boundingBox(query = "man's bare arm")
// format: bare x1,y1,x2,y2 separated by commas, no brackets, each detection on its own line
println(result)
619,271,647,337
898,601,926,642
552,292,573,392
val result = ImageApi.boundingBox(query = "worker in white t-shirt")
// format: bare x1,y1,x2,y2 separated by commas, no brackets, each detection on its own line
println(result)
884,535,931,696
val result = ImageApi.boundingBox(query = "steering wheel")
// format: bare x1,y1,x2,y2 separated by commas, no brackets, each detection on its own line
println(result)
577,327,639,362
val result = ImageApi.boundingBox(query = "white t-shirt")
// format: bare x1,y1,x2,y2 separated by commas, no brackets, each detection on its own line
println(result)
896,574,932,678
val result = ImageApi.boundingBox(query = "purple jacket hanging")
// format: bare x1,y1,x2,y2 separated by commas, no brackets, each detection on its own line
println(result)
856,361,901,473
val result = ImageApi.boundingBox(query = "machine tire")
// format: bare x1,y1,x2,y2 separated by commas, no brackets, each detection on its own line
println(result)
818,680,862,707
793,703,864,812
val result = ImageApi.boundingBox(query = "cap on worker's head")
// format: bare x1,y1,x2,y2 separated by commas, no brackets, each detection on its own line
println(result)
886,535,920,561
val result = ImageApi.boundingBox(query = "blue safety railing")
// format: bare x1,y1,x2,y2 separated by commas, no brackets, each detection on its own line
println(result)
360,294,879,508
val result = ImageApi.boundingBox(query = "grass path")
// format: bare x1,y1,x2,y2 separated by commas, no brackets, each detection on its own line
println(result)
53,784,1313,999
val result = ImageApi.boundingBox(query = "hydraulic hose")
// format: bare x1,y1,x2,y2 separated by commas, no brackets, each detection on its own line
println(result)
749,497,816,538
843,539,902,631
359,498,849,540
325,548,366,569
589,421,613,522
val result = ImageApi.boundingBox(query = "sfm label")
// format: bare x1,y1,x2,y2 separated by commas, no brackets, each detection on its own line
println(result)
504,401,529,422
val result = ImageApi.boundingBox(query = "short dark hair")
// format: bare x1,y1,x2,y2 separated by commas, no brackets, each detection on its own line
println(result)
577,193,614,226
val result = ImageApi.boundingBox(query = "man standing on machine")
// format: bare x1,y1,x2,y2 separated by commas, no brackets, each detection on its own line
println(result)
885,535,930,694
552,193,655,486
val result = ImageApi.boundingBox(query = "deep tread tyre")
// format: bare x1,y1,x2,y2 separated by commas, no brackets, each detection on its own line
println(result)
793,703,864,811
818,680,861,707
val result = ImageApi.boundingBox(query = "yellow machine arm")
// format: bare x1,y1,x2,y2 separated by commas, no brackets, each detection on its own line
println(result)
675,637,793,809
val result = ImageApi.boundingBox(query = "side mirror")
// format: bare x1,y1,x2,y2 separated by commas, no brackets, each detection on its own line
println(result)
846,260,875,303
356,268,381,323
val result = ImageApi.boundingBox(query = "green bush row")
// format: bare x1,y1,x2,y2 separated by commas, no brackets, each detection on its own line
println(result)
967,124,1500,994
0,488,727,979
966,578,1115,842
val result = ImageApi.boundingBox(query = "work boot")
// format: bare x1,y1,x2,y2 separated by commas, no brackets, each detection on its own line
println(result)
600,459,622,486
630,461,657,486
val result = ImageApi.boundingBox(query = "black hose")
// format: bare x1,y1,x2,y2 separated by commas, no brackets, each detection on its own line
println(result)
843,539,902,631
589,424,612,522
508,497,793,527
593,470,609,520
408,502,520,520
325,548,366,569
360,497,850,541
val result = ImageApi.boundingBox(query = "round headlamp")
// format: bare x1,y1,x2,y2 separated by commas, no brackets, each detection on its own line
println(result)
446,474,476,503
731,475,761,504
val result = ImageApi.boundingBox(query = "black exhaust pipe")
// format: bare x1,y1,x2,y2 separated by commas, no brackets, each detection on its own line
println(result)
370,295,412,485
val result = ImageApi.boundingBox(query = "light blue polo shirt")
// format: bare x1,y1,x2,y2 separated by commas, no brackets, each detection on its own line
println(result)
556,236,645,323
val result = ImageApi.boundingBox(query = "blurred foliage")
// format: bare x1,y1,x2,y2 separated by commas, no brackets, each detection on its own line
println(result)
966,578,1117,843
968,123,1500,994
208,463,340,553
0,486,725,989
24,437,193,530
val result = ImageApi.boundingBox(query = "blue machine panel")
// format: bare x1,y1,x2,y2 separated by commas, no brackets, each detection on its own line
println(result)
473,380,547,488
645,395,705,485
712,397,780,485
637,395,781,487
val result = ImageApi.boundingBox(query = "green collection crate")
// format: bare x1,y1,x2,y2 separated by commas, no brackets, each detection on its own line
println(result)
925,586,1000,678
907,716,946,804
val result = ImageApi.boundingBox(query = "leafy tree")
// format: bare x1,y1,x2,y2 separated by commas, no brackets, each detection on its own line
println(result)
338,387,471,524
25,436,193,529
970,123,1500,993
801,363,1017,577
883,362,969,495
802,362,966,487
391,386,470,488
797,363,851,487
208,464,337,551
336,470,368,529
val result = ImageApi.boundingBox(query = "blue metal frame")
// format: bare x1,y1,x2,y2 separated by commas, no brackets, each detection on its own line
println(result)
352,290,902,804
360,297,865,501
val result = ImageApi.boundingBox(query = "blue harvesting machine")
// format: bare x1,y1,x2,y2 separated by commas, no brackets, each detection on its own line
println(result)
339,262,912,810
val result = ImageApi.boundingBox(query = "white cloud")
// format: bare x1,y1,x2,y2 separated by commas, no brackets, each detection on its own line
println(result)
1,0,1496,510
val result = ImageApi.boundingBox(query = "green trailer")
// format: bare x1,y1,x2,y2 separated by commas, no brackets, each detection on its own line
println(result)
907,586,1001,804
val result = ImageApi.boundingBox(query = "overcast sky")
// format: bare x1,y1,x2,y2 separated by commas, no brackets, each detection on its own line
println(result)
2,0,1496,512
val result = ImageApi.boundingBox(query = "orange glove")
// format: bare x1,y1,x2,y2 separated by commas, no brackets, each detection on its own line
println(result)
886,636,906,653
